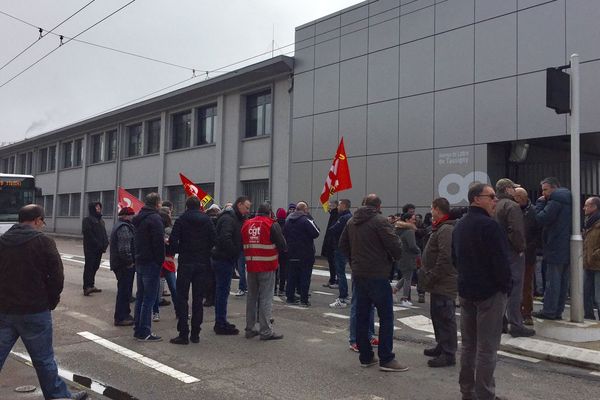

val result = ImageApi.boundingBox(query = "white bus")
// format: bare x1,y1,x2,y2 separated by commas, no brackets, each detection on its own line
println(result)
0,173,36,234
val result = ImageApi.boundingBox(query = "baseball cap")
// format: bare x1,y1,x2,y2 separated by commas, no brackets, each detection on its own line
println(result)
496,178,520,191
207,204,221,212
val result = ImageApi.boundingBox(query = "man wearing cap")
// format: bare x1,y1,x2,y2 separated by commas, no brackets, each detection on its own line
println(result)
110,207,136,326
495,178,535,337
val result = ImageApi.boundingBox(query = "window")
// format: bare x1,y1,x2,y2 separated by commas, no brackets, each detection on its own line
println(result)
62,142,73,168
17,154,26,174
70,193,81,216
44,195,54,217
48,146,56,171
127,124,143,157
26,152,33,174
172,111,191,150
74,139,83,167
106,130,117,161
38,149,48,173
8,156,15,173
102,190,115,216
197,105,216,145
146,119,161,154
242,179,269,213
141,186,158,200
166,186,186,216
245,91,272,138
58,194,70,216
1,158,8,173
87,191,101,205
91,134,103,163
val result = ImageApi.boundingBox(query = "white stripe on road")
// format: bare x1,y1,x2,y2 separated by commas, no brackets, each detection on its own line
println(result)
311,268,351,279
398,315,435,334
323,312,350,320
77,331,199,384
497,350,541,363
285,305,309,310
313,290,335,296
374,322,401,331
393,306,409,312
591,371,600,377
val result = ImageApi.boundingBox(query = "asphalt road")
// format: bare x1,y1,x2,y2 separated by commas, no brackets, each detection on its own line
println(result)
5,237,600,400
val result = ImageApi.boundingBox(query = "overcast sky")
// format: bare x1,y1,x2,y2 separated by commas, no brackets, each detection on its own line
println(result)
0,0,359,144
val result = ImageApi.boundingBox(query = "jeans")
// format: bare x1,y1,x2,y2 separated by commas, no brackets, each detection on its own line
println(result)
286,260,312,304
354,277,395,365
584,269,600,319
349,280,374,344
153,268,177,314
334,250,348,299
83,249,103,290
176,263,211,337
113,267,135,322
542,263,569,319
212,258,234,327
237,252,247,292
246,271,276,337
0,311,72,399
134,262,161,338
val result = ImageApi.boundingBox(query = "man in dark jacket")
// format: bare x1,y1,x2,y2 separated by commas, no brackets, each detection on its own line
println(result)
329,199,352,308
132,193,165,342
418,197,457,368
283,201,320,307
533,177,572,320
582,196,600,320
169,196,216,345
211,196,251,335
495,178,535,337
321,200,339,288
82,201,109,296
0,205,88,400
452,183,511,400
110,207,136,326
339,194,407,372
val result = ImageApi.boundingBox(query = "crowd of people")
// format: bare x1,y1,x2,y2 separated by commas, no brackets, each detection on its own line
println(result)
2,174,600,399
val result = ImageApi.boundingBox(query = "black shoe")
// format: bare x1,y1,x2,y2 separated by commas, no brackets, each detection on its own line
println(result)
532,311,557,320
418,293,425,303
170,336,189,345
90,287,102,293
299,302,311,308
286,299,300,305
423,347,442,357
427,354,456,368
260,332,284,340
83,287,94,296
114,319,134,326
190,335,199,343
203,299,214,307
509,326,536,338
72,391,89,400
159,298,171,307
245,329,259,339
214,325,240,335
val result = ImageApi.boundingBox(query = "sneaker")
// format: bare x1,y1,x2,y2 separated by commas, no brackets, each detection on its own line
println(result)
235,290,247,297
245,329,259,339
349,343,359,352
135,333,162,342
508,326,536,338
328,283,339,289
399,299,413,307
299,302,311,308
329,298,348,309
72,391,89,400
152,313,160,322
214,324,240,335
260,332,284,340
370,337,379,347
159,298,171,306
418,293,426,303
169,336,189,345
379,359,409,372
427,354,456,368
361,357,379,368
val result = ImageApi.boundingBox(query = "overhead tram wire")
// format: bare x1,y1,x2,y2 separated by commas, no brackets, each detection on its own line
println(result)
0,0,136,89
0,0,97,72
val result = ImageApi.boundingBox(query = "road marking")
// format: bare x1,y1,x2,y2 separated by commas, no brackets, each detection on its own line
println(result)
323,312,350,320
312,268,351,279
497,350,541,363
393,306,409,312
374,322,401,331
500,335,600,368
77,331,199,384
322,330,339,334
285,305,309,310
591,371,600,377
64,310,112,331
313,290,335,296
273,296,283,302
398,315,435,333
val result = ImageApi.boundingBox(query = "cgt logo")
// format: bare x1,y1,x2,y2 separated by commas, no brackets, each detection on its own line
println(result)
247,224,261,237
438,171,489,204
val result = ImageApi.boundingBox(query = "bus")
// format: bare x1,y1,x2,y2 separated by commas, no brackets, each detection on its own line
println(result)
0,173,36,234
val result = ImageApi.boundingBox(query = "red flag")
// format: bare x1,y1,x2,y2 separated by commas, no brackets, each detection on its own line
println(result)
179,173,213,208
117,186,144,214
319,137,352,211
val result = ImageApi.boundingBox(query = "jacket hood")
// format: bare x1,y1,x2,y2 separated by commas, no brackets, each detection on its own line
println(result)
88,202,102,218
395,220,416,231
497,192,515,201
287,210,307,222
132,206,157,227
549,187,572,205
216,207,237,222
0,223,43,247
276,208,287,220
351,206,379,225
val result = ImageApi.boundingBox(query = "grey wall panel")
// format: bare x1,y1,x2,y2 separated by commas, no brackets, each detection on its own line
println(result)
296,25,315,43
435,26,474,90
399,93,434,151
164,148,215,185
316,14,341,35
370,0,400,16
340,19,369,36
55,218,82,234
400,37,434,97
294,41,314,74
314,65,340,114
86,163,117,191
517,0,566,74
340,28,369,60
435,0,474,33
293,71,314,118
367,99,399,154
398,149,434,207
340,56,368,109
518,0,552,9
315,38,340,68
475,13,517,82
368,47,400,103
579,61,600,134
369,16,400,52
475,0,516,21
474,144,488,180
57,168,83,194
292,117,313,163
316,30,339,43
239,165,269,181
36,173,56,194
517,71,566,139
367,153,398,205
474,77,517,144
240,137,271,167
566,0,600,62
400,6,434,44
341,4,368,25
271,80,292,209
435,86,474,148
313,111,339,160
339,106,367,157
370,7,399,25
220,93,242,202
289,162,312,204
400,0,434,14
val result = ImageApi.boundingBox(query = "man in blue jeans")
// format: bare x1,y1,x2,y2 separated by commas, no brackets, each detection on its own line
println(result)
328,199,353,309
132,193,165,342
339,194,406,372
211,196,251,335
0,204,88,400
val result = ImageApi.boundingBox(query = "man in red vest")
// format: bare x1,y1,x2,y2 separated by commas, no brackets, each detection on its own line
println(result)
242,203,287,340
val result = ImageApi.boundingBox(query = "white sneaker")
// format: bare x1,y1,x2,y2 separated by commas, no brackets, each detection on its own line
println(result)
399,299,413,307
152,313,160,322
329,298,348,309
235,290,247,297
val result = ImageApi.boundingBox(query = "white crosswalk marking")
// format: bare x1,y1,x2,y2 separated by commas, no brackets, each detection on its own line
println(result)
398,315,435,333
497,351,541,363
323,312,350,320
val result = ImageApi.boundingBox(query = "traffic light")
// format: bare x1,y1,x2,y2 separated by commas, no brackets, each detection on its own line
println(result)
546,67,570,114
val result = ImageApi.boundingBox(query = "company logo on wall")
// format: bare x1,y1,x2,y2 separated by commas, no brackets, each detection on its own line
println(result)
438,171,490,204
436,149,489,204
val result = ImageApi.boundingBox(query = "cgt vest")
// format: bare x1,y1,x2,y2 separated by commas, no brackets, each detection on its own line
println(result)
242,215,279,273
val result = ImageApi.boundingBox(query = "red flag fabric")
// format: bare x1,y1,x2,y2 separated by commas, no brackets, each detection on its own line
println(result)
179,173,213,208
319,137,352,211
117,186,144,214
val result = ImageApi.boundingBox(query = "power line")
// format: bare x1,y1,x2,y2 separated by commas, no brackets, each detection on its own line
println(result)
0,0,136,89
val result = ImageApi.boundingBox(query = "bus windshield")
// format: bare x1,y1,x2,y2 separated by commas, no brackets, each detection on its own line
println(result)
0,175,36,223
